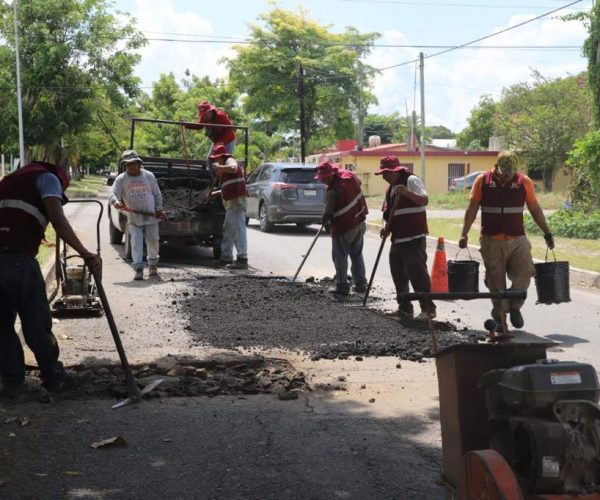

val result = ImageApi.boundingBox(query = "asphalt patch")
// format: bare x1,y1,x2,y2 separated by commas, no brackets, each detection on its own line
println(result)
177,275,469,361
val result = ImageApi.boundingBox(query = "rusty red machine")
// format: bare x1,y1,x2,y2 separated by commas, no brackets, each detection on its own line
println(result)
401,290,600,499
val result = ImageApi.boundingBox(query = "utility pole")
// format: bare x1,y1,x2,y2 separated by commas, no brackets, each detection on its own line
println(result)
419,52,426,184
14,0,25,167
298,64,306,163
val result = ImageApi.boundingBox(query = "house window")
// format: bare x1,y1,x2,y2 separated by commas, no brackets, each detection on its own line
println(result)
399,163,413,172
448,163,465,189
345,163,355,172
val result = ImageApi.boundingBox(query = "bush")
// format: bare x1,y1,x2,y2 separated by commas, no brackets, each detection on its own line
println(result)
525,209,600,239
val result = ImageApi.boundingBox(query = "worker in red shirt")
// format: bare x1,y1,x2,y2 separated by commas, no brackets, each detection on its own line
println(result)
194,101,236,158
459,150,555,331
317,161,368,296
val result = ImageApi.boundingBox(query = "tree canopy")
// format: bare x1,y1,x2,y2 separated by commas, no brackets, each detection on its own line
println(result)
0,0,145,165
226,8,379,154
456,95,497,151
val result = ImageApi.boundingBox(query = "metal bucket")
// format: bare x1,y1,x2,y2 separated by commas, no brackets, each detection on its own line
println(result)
448,259,479,293
534,252,570,304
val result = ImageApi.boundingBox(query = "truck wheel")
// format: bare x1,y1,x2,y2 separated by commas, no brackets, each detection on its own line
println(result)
109,219,124,244
213,246,221,260
259,203,274,233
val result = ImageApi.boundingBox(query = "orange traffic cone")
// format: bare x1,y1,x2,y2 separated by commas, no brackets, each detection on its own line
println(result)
431,236,449,293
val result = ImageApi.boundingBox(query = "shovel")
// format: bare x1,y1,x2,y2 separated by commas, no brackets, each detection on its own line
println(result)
292,223,325,282
90,268,163,408
362,192,401,306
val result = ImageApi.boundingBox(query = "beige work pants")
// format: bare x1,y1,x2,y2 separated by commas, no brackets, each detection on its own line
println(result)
479,235,535,320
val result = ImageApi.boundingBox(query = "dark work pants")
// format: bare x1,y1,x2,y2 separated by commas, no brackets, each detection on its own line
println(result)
0,252,65,386
389,237,436,314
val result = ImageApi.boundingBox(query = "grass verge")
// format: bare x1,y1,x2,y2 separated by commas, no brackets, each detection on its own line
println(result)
37,226,56,267
67,175,107,198
427,218,600,273
367,190,569,211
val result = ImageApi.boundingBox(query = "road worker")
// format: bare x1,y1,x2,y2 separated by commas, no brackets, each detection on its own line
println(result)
316,161,368,296
459,150,555,330
377,156,436,321
0,161,101,397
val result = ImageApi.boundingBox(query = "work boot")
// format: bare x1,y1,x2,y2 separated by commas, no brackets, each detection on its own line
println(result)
216,259,233,267
226,258,248,270
509,309,524,329
149,265,159,277
327,286,349,296
0,380,24,399
414,311,437,321
134,268,144,281
385,308,414,319
352,283,368,293
43,372,92,394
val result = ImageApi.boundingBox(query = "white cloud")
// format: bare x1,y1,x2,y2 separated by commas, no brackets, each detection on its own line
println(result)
130,0,234,90
367,11,587,133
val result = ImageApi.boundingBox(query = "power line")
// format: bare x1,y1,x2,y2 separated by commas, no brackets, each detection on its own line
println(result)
376,0,585,71
340,0,577,7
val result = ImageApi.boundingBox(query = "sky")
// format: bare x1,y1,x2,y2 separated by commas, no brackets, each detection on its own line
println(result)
111,0,592,134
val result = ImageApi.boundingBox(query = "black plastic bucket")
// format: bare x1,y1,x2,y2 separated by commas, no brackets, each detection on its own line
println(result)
447,260,479,293
534,260,570,304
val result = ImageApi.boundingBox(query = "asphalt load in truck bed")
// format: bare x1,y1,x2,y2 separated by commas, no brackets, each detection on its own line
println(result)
158,177,220,220
178,275,469,361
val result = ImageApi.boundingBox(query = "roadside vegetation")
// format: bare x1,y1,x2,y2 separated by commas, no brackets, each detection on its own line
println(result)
67,175,108,198
427,218,600,273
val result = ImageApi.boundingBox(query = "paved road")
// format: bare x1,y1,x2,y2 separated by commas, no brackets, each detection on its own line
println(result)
247,219,600,370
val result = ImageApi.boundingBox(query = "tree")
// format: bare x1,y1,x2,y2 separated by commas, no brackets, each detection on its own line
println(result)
494,73,592,191
226,8,378,158
0,0,145,165
565,130,600,209
427,125,455,140
582,2,600,126
456,95,497,150
363,113,410,144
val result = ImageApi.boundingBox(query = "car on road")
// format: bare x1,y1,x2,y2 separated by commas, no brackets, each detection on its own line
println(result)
246,162,326,232
449,171,483,191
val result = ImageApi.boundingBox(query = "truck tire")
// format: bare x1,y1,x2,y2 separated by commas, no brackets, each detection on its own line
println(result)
259,203,274,233
109,218,124,244
213,246,222,260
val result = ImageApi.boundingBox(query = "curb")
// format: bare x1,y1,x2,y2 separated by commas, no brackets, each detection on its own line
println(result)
365,221,600,291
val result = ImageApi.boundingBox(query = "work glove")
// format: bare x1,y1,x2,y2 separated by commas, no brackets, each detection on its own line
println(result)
321,213,332,229
544,232,555,250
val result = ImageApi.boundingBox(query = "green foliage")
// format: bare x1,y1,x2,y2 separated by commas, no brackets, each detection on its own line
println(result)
363,112,410,144
525,209,600,240
581,3,600,126
494,72,592,191
225,8,379,148
0,0,146,165
565,130,600,209
456,95,497,150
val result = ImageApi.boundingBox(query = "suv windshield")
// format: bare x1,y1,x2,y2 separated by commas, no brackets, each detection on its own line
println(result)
280,169,317,184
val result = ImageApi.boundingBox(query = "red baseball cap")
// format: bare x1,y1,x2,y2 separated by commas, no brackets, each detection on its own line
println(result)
374,156,408,175
197,101,216,113
209,144,232,159
314,161,339,180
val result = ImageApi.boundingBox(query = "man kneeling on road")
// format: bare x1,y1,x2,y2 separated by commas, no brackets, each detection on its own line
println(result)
0,161,102,397
109,150,165,281
377,156,435,321
458,150,555,330
316,161,368,296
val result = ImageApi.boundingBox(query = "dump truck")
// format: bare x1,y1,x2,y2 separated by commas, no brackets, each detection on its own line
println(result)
107,117,248,260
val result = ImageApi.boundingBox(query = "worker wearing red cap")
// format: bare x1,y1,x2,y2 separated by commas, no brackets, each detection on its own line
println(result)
0,162,102,397
377,156,436,321
316,161,368,296
192,101,236,158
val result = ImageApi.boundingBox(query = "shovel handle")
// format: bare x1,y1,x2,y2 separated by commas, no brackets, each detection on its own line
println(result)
91,269,141,402
292,224,324,282
362,192,401,306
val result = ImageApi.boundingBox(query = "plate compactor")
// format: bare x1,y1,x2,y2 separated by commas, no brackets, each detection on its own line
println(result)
51,199,103,318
